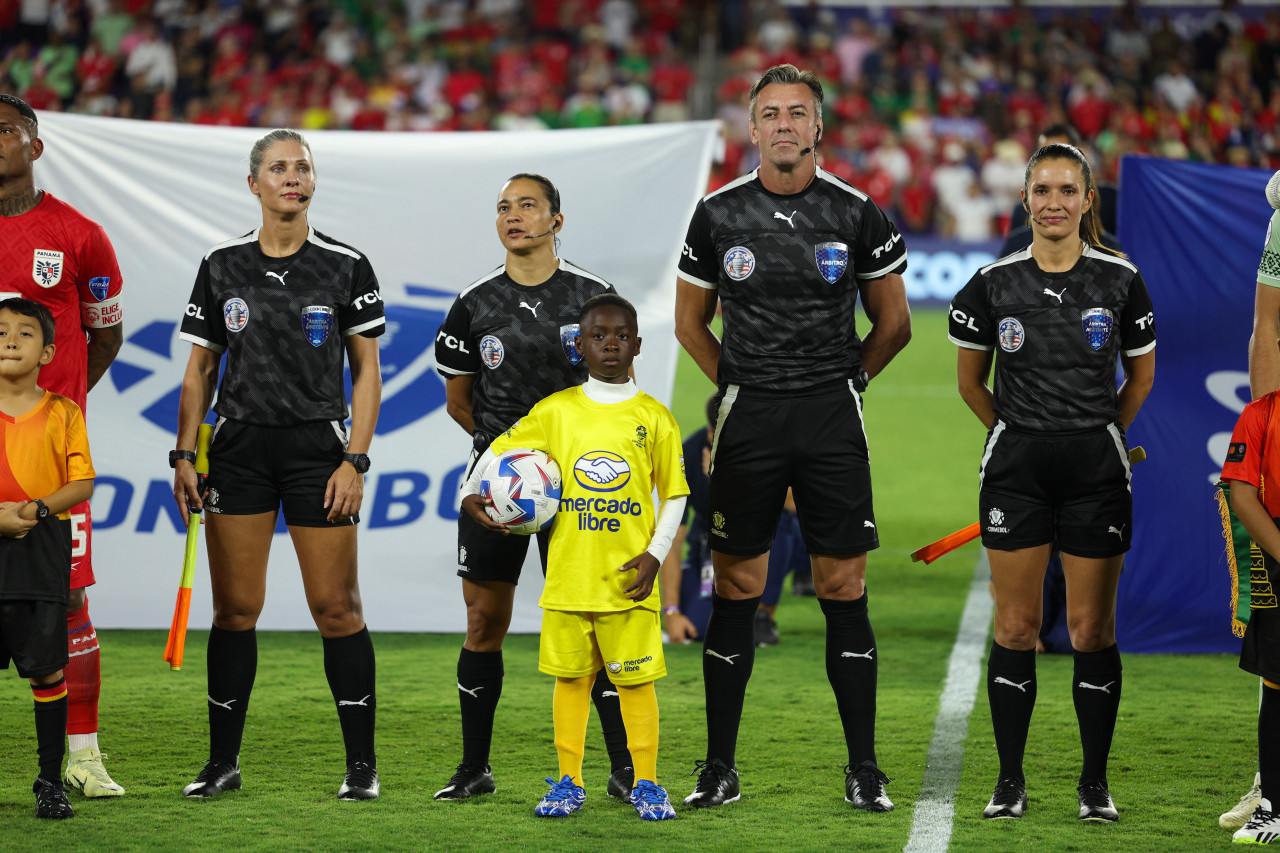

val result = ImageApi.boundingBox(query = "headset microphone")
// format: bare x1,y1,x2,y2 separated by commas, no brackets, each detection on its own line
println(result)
522,220,561,239
1023,201,1041,227
297,194,311,202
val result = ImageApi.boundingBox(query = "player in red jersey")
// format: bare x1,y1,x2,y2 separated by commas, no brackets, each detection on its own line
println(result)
0,94,124,797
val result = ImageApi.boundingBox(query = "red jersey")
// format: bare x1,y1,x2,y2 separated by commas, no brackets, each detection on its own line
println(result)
0,192,124,411
1222,392,1280,518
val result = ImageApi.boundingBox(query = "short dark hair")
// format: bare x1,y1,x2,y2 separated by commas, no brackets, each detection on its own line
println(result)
0,297,56,348
748,64,824,123
1038,122,1081,148
704,394,719,431
0,93,38,136
579,292,637,328
506,172,560,215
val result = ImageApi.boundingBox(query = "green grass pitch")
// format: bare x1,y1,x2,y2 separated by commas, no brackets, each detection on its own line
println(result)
0,308,1258,852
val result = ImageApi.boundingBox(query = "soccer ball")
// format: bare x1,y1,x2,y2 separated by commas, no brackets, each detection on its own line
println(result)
480,449,563,535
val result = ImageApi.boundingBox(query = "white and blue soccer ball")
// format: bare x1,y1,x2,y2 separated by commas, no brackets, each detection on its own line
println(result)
480,448,563,535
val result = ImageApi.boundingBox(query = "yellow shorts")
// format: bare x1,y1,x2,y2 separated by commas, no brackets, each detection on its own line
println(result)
539,608,667,686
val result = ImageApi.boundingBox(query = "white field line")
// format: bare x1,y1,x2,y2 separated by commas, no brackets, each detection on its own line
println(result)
904,551,993,853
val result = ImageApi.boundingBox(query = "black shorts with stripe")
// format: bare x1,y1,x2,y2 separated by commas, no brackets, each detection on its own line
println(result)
0,600,68,678
1241,537,1280,683
455,448,550,584
204,418,356,528
978,421,1133,557
708,380,878,557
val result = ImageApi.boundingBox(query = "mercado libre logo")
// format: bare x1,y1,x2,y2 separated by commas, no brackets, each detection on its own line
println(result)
112,284,454,435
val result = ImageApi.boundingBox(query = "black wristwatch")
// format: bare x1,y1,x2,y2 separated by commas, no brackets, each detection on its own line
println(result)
343,453,371,474
33,499,49,519
169,449,197,468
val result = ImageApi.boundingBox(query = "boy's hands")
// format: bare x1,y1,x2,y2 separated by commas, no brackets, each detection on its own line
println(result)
0,501,36,538
621,552,660,601
461,494,509,535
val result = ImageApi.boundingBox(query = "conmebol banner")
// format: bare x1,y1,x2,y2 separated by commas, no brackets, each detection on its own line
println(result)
34,113,718,632
1118,155,1272,653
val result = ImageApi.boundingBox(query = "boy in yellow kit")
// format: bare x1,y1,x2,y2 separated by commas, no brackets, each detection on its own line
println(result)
461,293,689,820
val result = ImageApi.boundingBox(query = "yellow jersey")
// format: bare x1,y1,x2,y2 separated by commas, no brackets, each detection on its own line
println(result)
493,384,689,612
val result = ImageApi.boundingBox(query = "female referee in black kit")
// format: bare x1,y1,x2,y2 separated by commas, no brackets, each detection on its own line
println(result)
431,174,635,801
171,129,385,802
947,142,1156,824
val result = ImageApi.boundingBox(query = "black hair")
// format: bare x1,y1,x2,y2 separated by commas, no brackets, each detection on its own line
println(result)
579,292,638,328
1024,142,1124,258
748,64,824,123
0,297,56,349
1037,122,1081,147
0,93,38,136
704,394,719,431
506,172,560,215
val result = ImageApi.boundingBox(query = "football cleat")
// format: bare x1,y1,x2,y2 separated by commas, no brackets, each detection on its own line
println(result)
1235,799,1280,844
607,766,635,800
1078,779,1119,822
434,763,496,800
183,758,242,798
33,778,74,819
845,761,894,812
682,759,740,808
534,775,585,817
1224,773,1264,830
64,746,125,797
631,779,677,820
338,760,379,801
754,610,780,647
982,777,1027,819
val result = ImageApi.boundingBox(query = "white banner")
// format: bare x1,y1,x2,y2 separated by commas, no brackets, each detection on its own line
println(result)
35,113,718,632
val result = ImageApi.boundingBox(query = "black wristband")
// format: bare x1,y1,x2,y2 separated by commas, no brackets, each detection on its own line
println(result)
169,449,197,468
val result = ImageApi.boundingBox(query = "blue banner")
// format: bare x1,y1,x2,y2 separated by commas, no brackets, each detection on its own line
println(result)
1118,156,1273,653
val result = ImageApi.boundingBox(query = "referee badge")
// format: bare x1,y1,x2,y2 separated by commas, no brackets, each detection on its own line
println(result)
815,241,849,284
560,324,584,366
724,246,755,281
32,249,64,288
997,317,1025,352
480,334,505,369
1081,307,1115,351
224,298,249,332
302,305,335,347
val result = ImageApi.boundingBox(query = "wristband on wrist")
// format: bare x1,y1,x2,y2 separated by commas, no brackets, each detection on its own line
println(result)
662,606,681,616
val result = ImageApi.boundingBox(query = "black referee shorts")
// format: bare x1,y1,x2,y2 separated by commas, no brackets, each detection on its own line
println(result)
0,600,68,679
205,418,357,528
455,449,550,584
978,421,1132,558
708,381,878,557
1241,541,1280,683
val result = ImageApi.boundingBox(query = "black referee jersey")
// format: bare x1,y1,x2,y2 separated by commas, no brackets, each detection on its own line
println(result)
947,244,1157,432
434,258,614,450
677,167,908,393
179,227,386,427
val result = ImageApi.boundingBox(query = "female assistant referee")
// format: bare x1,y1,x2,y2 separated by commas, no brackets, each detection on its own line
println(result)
171,129,385,801
432,174,634,801
947,142,1156,823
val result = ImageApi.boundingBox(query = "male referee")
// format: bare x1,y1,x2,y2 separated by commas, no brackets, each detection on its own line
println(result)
674,64,910,811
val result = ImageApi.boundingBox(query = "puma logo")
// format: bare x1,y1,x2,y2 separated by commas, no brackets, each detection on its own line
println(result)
705,649,740,665
1108,524,1126,538
840,648,875,660
1077,680,1115,694
519,300,541,317
337,695,371,707
266,270,289,285
774,211,797,227
207,695,237,710
601,690,619,698
457,683,485,698
1043,287,1065,303
994,677,1031,692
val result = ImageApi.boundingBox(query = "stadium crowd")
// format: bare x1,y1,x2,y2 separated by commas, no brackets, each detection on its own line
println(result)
1,0,1278,237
